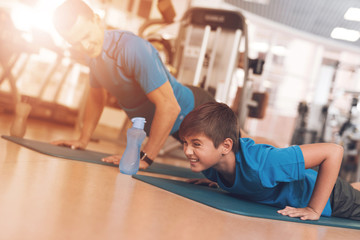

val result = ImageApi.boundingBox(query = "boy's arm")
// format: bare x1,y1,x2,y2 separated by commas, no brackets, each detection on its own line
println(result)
278,143,343,220
187,178,219,188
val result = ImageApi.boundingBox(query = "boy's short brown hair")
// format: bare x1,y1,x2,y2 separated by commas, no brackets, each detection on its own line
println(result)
53,0,94,36
179,102,240,152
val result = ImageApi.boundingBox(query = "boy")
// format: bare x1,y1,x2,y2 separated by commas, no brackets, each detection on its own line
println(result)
179,102,360,220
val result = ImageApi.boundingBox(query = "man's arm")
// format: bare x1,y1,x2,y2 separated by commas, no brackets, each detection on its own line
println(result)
102,81,180,167
140,81,181,166
278,143,343,220
52,87,107,149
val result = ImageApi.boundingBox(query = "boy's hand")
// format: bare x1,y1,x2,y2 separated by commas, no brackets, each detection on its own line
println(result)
186,178,219,188
277,206,321,220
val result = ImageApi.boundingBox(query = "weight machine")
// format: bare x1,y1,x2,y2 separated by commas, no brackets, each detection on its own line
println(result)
172,7,251,127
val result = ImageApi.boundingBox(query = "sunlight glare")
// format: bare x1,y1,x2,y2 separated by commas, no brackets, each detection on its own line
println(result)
11,0,64,34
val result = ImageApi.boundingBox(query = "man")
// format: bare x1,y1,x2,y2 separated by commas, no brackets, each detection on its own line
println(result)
51,0,271,169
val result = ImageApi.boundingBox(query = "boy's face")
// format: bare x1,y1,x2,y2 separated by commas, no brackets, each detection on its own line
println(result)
63,14,104,58
182,133,223,172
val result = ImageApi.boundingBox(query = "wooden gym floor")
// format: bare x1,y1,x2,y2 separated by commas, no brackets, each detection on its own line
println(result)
0,113,358,240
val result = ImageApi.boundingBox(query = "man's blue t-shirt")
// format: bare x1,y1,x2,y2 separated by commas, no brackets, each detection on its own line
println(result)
202,138,332,217
89,30,194,134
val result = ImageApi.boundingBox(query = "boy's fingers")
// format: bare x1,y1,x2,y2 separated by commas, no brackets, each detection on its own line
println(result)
278,207,320,221
186,179,200,183
209,182,219,188
278,206,297,215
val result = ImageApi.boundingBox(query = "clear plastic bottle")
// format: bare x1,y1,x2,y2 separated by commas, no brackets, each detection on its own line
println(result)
119,117,146,175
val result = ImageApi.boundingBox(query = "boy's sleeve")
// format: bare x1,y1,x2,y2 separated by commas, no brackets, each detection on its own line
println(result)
202,168,218,182
258,145,305,188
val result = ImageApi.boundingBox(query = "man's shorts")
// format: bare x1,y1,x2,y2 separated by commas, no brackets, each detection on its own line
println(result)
330,177,360,220
171,86,215,141
187,85,216,108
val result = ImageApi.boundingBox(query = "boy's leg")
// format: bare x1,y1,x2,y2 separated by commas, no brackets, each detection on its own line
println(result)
331,177,360,220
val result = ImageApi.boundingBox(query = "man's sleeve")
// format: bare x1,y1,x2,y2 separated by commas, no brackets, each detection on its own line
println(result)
122,36,168,94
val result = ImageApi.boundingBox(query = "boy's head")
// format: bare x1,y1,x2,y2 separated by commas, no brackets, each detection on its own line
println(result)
53,0,104,57
179,102,240,152
179,102,240,172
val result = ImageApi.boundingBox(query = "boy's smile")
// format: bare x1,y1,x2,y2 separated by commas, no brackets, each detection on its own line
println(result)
189,158,199,163
182,134,224,172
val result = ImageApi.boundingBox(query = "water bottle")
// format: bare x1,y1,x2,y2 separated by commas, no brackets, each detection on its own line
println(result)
119,117,146,175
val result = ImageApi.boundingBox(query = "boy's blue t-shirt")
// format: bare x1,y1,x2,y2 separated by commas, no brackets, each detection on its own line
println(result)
202,138,332,217
88,30,194,134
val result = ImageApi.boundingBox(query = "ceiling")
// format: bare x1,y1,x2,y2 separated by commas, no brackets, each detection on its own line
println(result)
224,0,360,51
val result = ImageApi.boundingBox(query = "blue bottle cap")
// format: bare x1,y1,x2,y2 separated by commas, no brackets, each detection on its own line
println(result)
131,117,146,129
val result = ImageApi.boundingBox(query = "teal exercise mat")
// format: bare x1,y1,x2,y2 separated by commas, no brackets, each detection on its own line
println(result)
133,174,360,230
1,135,203,179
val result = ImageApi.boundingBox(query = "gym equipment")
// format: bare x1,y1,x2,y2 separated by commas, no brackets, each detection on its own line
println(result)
172,7,250,127
291,102,317,145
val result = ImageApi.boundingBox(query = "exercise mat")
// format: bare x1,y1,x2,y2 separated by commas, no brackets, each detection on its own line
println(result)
1,135,202,179
133,174,360,230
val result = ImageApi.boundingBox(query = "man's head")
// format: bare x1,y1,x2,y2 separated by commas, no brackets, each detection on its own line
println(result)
53,0,104,57
179,102,240,172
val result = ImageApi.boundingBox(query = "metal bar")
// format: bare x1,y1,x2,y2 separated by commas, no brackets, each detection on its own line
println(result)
205,27,222,91
193,25,211,86
53,62,74,102
238,20,250,128
37,55,62,98
221,29,242,102
0,53,19,85
176,25,193,82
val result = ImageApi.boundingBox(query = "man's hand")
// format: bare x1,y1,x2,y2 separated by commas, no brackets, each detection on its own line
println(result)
186,178,219,188
141,81,181,165
102,155,153,168
139,160,151,170
277,206,321,220
101,154,121,165
51,140,87,150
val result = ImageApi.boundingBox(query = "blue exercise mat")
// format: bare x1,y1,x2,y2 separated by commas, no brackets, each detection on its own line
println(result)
133,174,360,230
1,135,203,179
